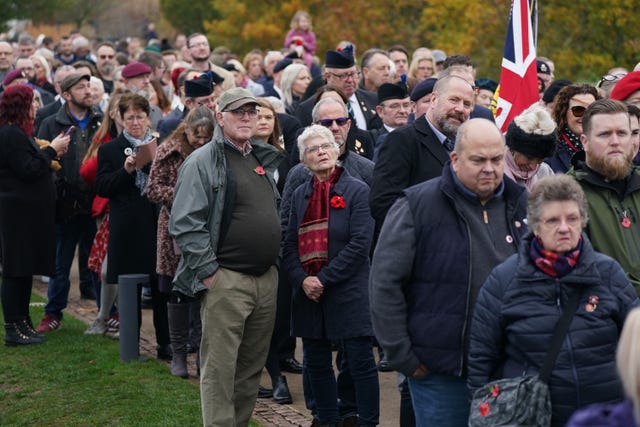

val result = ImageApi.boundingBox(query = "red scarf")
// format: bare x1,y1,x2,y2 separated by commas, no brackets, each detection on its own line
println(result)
298,167,342,275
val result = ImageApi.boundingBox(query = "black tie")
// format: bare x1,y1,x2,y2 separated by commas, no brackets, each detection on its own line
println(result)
443,138,454,152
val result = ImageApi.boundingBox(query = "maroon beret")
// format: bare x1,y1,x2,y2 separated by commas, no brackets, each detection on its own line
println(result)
121,62,153,79
2,69,25,87
610,71,640,101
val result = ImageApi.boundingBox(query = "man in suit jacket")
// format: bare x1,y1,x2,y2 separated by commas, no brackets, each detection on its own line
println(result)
369,75,476,229
295,46,381,131
370,82,411,160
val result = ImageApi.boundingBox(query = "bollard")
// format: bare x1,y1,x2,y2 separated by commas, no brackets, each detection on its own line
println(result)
118,274,149,362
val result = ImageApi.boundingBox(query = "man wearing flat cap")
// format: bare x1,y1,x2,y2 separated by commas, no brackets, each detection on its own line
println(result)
295,45,380,131
36,73,104,332
371,82,410,156
122,61,163,129
170,87,284,426
157,70,224,141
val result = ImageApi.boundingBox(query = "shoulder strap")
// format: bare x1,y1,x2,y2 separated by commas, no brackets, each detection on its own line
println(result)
539,289,581,383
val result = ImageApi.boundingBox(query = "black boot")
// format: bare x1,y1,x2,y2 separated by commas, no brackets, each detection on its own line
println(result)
17,318,45,342
4,323,42,346
167,302,189,378
272,375,293,404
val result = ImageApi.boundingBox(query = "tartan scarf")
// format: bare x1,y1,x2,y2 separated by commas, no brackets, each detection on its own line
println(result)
298,167,342,275
530,235,582,278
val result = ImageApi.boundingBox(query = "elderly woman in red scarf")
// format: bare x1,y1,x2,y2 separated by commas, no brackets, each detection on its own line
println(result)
282,124,379,426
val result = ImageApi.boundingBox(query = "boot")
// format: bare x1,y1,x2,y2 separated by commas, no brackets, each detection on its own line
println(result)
167,302,189,378
17,318,45,342
4,323,42,346
272,375,293,404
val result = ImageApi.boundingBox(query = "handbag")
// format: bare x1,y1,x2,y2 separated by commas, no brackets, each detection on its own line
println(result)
468,290,581,427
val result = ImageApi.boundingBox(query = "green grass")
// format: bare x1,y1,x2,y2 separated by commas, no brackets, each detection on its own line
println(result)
0,296,262,427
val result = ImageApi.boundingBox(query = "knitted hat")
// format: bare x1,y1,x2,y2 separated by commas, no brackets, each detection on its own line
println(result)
377,83,408,105
122,61,153,78
410,77,437,102
325,45,355,69
610,71,640,101
505,121,556,159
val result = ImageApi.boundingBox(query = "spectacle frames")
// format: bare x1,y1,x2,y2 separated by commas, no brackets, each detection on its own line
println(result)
328,71,360,81
99,55,115,60
318,117,349,127
596,73,626,88
306,142,336,155
570,105,586,118
225,108,259,118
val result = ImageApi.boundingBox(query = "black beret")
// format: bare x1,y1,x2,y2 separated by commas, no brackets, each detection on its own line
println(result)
542,79,572,103
273,58,293,74
410,77,437,102
536,59,551,75
378,83,408,105
475,78,498,93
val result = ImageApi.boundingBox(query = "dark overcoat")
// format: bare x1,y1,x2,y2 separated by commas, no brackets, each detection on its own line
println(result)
283,169,374,340
0,124,57,276
95,133,158,283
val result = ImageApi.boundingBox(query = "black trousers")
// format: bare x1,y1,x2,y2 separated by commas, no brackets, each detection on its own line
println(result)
1,275,33,323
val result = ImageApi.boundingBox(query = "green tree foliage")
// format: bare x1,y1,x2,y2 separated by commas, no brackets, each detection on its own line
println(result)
160,0,220,34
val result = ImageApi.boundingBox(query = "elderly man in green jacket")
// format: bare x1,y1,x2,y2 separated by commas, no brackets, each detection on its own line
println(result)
170,88,283,426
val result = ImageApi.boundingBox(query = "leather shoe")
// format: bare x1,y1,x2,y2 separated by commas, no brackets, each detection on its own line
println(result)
280,357,303,374
258,385,273,398
272,375,293,404
377,355,393,372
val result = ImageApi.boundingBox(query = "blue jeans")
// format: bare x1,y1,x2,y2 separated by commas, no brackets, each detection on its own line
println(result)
45,215,96,318
408,374,469,427
303,337,379,426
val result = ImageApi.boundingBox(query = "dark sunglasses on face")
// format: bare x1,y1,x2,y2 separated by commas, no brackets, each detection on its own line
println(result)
570,105,586,118
318,117,349,127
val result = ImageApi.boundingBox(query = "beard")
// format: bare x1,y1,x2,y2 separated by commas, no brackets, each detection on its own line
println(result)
436,112,466,138
100,63,114,76
588,152,634,181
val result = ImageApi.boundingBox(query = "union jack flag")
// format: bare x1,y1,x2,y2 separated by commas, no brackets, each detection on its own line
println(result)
493,0,539,132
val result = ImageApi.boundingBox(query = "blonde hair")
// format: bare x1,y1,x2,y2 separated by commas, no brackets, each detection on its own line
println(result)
512,103,557,135
290,11,312,31
280,63,308,109
617,307,640,424
408,54,436,80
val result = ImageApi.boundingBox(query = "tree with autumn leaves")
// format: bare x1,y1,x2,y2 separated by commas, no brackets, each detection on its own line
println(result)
159,0,640,83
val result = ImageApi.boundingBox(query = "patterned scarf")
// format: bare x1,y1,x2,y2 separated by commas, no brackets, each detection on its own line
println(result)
123,128,154,195
559,126,584,153
530,236,582,278
298,167,342,275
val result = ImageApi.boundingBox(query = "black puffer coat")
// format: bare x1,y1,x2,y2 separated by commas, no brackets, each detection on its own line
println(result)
468,232,639,427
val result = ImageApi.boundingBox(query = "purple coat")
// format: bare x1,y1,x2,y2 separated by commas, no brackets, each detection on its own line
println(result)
566,399,638,427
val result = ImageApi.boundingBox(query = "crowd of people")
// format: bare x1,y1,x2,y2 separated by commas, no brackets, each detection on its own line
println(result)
3,9,640,427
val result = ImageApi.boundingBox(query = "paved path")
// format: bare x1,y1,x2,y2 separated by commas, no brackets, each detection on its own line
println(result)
32,261,400,426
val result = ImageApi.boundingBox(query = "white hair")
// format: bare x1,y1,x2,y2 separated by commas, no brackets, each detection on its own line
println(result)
280,63,307,110
297,124,338,162
512,103,556,135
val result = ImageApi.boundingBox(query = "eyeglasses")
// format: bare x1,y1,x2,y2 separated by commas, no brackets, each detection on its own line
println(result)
317,117,349,127
570,105,586,118
328,71,360,81
225,108,259,118
305,142,336,155
596,74,626,89
99,54,115,60
540,214,582,229
190,42,209,48
381,102,412,111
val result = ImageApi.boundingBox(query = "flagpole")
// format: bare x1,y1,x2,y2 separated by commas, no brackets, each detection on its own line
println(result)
531,0,538,48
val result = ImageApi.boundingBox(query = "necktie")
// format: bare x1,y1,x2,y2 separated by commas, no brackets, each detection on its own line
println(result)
443,138,454,152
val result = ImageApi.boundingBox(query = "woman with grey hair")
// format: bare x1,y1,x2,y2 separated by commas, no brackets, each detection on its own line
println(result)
468,174,639,427
283,124,379,426
280,63,311,115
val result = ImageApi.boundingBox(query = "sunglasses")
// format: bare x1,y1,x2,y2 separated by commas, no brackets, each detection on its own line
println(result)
318,117,349,127
570,105,586,118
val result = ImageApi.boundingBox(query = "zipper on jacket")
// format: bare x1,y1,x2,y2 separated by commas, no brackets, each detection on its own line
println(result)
556,279,581,408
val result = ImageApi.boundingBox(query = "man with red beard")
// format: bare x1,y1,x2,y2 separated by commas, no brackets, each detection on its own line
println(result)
36,73,104,331
570,99,640,292
370,72,475,229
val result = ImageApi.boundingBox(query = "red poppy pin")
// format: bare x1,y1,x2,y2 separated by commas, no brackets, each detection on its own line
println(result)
586,295,599,312
254,166,266,175
490,384,500,398
331,195,346,209
479,402,491,417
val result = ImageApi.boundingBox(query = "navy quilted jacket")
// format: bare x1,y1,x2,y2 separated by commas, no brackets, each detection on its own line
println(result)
468,232,639,426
